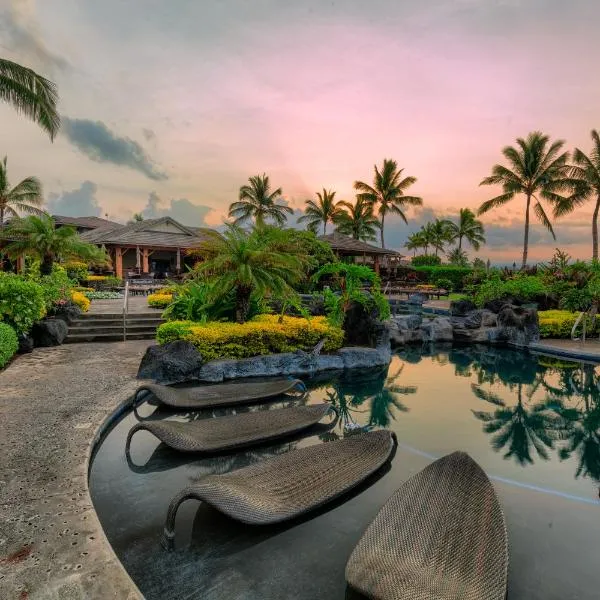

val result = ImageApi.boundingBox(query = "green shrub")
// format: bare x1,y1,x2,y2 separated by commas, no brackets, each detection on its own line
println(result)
474,274,548,307
38,268,75,312
147,293,173,309
156,315,344,361
0,274,46,335
0,323,18,368
433,277,454,291
412,254,442,266
64,261,89,282
413,266,472,291
538,310,599,339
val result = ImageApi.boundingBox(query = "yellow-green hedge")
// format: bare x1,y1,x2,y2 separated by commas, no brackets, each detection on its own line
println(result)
156,315,344,361
148,293,173,309
538,310,599,339
70,290,90,312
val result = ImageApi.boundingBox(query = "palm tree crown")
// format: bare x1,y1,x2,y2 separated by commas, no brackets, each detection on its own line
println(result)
445,208,486,251
554,129,600,261
0,57,60,140
228,174,292,227
333,197,379,242
478,131,571,268
298,188,339,235
354,159,422,248
0,215,105,275
0,156,44,227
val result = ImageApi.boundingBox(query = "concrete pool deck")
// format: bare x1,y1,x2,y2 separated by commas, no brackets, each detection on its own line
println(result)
0,341,150,599
529,338,600,363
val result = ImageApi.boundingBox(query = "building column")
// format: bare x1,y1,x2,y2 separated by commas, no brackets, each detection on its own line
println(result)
176,248,181,272
16,254,25,274
373,255,380,274
142,248,149,273
115,247,123,279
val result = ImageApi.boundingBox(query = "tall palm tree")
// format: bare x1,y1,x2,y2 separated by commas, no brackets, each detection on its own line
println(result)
0,156,44,228
445,208,486,251
478,131,571,268
404,231,426,256
428,219,452,256
228,174,292,227
191,225,302,323
0,58,60,140
333,197,379,242
298,188,340,235
553,130,600,261
354,159,422,248
0,215,105,275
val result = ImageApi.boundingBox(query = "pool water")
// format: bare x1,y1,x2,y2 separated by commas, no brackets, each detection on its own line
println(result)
89,344,600,599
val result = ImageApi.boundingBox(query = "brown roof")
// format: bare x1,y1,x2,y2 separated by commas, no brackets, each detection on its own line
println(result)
52,215,121,230
319,233,402,256
79,216,215,249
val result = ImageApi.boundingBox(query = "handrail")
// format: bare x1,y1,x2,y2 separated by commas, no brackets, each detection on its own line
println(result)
571,311,585,341
122,280,130,341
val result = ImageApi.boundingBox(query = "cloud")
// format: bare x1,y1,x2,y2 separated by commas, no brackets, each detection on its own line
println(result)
142,128,156,142
0,0,69,74
61,117,168,181
141,191,212,227
46,181,102,217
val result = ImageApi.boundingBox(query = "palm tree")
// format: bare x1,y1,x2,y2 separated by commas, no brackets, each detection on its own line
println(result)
354,159,422,248
478,131,571,268
553,130,600,261
428,219,452,257
228,174,292,227
333,197,379,242
404,231,426,256
0,57,60,140
0,215,105,275
445,208,485,251
298,188,340,235
0,156,44,228
191,225,302,323
447,247,469,266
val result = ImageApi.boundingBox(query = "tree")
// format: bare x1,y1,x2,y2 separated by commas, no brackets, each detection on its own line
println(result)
447,247,469,266
354,159,422,248
0,215,106,275
191,225,302,323
131,213,144,223
554,130,600,261
298,188,340,235
404,231,427,256
0,156,44,228
428,219,453,257
333,197,379,242
0,57,60,140
478,131,571,268
445,208,485,251
228,173,292,227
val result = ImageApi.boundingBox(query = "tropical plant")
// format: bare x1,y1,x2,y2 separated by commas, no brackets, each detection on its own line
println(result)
472,257,487,270
0,57,60,140
0,273,46,334
354,159,422,248
478,131,572,268
553,130,600,261
333,197,379,242
428,219,453,256
0,322,18,368
447,247,469,267
298,188,340,235
0,215,106,276
411,254,441,266
0,156,44,227
190,225,302,323
445,208,485,251
228,173,292,227
404,231,427,256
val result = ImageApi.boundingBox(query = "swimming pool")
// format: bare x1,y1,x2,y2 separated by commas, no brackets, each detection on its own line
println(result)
89,344,600,599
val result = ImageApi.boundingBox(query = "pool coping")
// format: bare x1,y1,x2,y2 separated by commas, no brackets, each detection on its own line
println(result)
528,341,600,364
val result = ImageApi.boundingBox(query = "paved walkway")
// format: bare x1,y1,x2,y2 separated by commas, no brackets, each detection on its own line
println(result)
88,296,162,315
0,341,152,599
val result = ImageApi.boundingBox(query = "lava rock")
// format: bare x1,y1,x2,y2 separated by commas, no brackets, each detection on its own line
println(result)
450,299,477,316
463,309,498,329
137,341,204,384
31,319,68,347
421,316,454,342
53,304,82,324
17,334,34,354
483,297,516,314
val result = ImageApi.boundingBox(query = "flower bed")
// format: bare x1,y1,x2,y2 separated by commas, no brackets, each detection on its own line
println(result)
156,315,344,361
538,310,599,339
70,291,91,312
84,291,123,300
0,323,18,368
148,293,173,309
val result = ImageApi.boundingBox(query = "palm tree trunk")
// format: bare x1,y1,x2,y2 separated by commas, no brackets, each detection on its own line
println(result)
458,235,463,251
593,196,600,262
380,213,385,249
0,205,4,229
40,253,54,276
323,221,327,235
235,285,252,323
522,194,531,269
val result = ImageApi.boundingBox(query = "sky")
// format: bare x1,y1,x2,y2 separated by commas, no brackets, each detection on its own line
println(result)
2,0,600,263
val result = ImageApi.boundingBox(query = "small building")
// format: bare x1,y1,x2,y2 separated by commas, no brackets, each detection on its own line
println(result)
53,215,122,234
79,217,214,279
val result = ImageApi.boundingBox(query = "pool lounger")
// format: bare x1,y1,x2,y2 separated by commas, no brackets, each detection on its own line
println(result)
126,403,337,454
161,429,397,550
345,451,508,600
133,378,306,410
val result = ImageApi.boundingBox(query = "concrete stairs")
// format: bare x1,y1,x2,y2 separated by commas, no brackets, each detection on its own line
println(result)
65,312,165,343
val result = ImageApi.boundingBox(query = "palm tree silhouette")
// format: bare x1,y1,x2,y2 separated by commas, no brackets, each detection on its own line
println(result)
368,365,415,427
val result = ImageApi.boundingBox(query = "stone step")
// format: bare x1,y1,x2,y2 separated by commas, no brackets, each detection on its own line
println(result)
65,331,157,343
77,311,162,320
68,324,161,336
70,318,164,328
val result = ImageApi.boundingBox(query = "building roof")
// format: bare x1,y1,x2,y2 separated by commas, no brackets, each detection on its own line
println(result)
52,215,121,230
80,216,215,249
318,233,402,256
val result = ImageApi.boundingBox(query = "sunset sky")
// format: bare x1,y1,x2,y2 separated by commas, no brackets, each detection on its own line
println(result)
2,0,600,263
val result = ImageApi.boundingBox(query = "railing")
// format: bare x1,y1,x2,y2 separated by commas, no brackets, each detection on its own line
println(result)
122,280,130,341
571,305,598,343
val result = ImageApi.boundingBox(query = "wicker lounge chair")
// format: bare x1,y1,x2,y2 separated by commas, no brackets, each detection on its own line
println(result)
162,429,397,550
345,451,508,600
133,378,306,410
126,403,337,454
